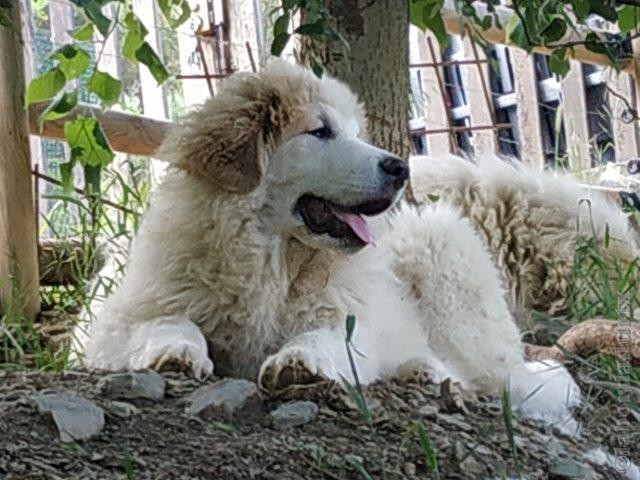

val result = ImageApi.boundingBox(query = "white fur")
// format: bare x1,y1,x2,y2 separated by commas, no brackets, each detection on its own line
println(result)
75,61,581,421
410,154,639,315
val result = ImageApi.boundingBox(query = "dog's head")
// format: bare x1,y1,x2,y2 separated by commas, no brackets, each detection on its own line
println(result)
163,60,408,251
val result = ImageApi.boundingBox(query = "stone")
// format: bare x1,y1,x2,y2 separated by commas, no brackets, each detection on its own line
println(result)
97,370,165,401
106,401,140,418
548,457,598,480
437,413,473,432
33,393,104,442
438,378,468,414
270,401,318,429
185,378,262,420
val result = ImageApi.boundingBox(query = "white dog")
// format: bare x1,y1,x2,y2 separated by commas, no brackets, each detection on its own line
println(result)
75,61,579,418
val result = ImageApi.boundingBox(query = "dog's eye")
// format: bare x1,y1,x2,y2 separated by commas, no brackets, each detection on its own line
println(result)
307,125,333,140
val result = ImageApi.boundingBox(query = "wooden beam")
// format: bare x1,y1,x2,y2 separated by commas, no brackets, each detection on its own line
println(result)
442,0,634,74
0,3,40,318
28,103,171,158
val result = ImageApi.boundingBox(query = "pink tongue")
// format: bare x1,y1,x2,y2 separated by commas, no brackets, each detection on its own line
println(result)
333,211,374,244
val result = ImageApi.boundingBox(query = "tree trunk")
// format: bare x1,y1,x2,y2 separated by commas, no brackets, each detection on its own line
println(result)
309,0,412,160
0,4,40,318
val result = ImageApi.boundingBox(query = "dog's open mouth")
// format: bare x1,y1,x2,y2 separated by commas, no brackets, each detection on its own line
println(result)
295,194,392,246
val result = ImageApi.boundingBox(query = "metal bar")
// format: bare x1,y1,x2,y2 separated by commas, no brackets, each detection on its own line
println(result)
410,123,513,135
176,73,231,80
246,41,257,73
426,36,457,152
409,59,488,68
195,36,215,97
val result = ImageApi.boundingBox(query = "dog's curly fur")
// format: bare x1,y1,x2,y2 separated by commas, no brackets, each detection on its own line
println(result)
410,155,640,316
75,61,587,421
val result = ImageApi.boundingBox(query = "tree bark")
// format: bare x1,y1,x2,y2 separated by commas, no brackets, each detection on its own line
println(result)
308,0,413,160
0,4,40,318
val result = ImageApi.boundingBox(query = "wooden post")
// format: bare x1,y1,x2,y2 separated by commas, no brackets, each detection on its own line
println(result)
0,3,40,318
175,0,213,105
412,28,451,156
609,71,640,163
225,0,260,72
561,61,591,171
462,36,497,155
511,49,545,169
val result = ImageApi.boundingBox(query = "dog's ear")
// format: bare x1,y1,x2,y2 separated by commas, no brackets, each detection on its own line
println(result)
192,108,269,194
165,79,283,194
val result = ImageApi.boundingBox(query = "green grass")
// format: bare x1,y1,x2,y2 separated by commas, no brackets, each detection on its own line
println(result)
0,158,152,371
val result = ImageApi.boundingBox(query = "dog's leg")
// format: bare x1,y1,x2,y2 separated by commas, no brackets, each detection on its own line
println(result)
387,204,526,391
76,313,213,379
258,327,354,393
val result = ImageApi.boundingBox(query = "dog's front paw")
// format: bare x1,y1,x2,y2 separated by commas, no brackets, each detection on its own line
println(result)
258,346,337,394
131,341,214,380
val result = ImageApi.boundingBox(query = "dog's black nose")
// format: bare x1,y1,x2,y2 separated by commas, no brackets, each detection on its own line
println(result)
379,156,409,187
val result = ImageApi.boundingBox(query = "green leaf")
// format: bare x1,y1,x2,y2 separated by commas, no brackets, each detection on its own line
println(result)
88,70,122,109
83,163,102,194
70,22,94,41
589,2,617,23
410,0,448,47
271,32,290,56
38,90,78,126
549,47,570,78
64,116,115,168
540,17,567,44
273,12,290,37
294,22,325,37
505,14,530,51
25,68,66,106
50,44,90,80
345,314,356,343
480,15,492,31
570,0,590,21
122,12,148,61
309,55,323,78
618,6,640,34
83,1,111,36
584,32,608,55
59,161,75,194
423,13,448,48
135,42,169,84
157,0,191,28
0,9,11,28
416,422,440,479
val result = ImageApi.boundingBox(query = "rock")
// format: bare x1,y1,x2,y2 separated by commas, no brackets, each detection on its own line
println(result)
403,462,417,476
418,403,439,419
548,457,598,480
437,413,473,432
438,378,468,414
97,370,165,401
185,378,262,420
33,393,104,442
270,401,318,429
106,401,140,418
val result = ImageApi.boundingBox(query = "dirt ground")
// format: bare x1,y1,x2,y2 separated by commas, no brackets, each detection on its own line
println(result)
0,368,637,480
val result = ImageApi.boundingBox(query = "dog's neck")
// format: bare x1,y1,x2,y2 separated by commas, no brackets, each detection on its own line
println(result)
284,237,335,301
